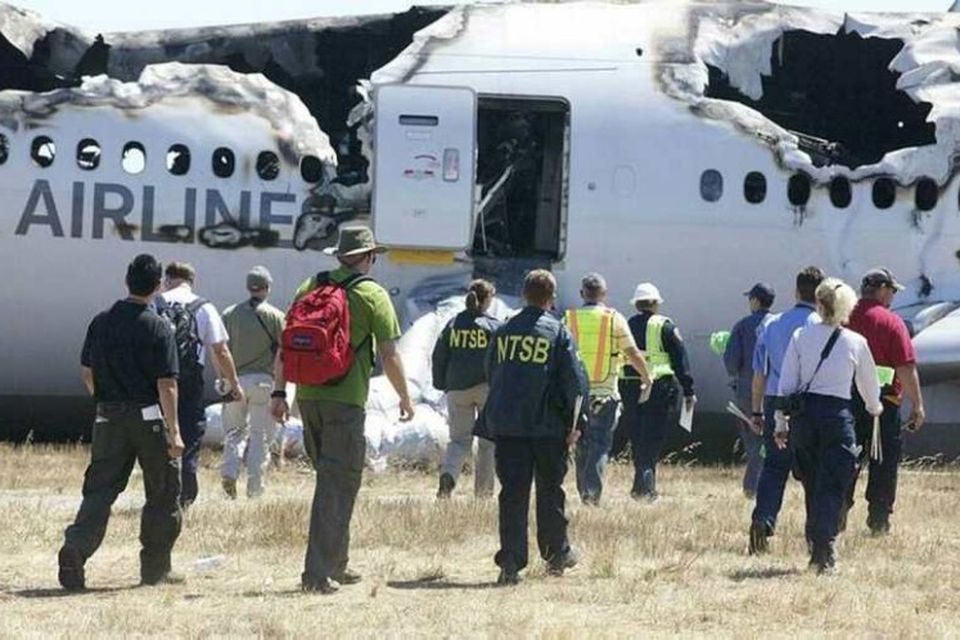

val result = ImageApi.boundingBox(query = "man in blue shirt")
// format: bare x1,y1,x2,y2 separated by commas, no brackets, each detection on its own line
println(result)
723,282,775,498
748,266,824,554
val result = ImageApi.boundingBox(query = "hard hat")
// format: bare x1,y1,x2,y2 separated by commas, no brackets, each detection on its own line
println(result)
630,282,663,304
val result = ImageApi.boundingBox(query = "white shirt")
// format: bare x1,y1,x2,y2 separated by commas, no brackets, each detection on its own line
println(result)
778,324,883,415
161,284,229,366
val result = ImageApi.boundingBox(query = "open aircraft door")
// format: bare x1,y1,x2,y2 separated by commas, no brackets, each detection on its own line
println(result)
372,84,477,252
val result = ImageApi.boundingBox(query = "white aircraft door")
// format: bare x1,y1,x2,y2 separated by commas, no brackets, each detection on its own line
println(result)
372,84,476,251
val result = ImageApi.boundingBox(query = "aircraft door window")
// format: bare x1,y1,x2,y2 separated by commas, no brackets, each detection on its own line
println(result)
31,136,56,168
829,176,852,208
77,138,101,171
787,173,811,206
121,142,146,175
0,133,8,165
167,144,191,175
743,171,766,204
256,151,280,181
699,169,723,202
300,155,324,184
212,147,235,178
872,178,896,209
916,177,938,211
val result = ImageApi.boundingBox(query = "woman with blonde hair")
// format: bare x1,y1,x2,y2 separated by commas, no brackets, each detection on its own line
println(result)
431,279,503,498
776,278,882,574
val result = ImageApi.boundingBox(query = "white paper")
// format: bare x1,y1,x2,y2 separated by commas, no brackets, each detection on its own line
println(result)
679,402,694,432
141,404,162,421
725,401,753,426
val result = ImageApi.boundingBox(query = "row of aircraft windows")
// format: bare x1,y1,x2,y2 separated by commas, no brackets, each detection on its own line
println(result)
0,133,324,184
700,169,941,211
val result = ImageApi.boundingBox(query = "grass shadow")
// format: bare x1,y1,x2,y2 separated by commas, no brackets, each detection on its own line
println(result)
728,567,801,582
9,585,137,598
387,579,496,591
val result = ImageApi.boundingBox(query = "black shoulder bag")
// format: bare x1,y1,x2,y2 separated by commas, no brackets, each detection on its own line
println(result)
781,328,842,417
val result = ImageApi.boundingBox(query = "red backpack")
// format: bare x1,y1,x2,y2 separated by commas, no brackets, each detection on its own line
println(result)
282,271,371,386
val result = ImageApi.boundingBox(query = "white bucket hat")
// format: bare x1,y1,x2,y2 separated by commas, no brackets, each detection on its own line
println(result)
630,282,663,304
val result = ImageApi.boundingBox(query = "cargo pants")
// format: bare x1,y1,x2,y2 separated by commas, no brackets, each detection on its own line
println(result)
441,384,495,497
63,402,182,582
221,374,278,497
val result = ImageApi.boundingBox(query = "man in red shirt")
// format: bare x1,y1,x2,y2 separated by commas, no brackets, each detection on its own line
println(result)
845,268,925,535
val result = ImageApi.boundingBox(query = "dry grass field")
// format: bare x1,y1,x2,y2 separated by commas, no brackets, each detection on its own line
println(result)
0,444,958,638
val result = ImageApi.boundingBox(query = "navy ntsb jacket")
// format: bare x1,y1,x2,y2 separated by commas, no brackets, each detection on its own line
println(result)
431,310,503,391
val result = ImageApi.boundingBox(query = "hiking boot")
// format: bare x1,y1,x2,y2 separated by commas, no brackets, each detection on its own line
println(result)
437,473,455,499
496,568,520,586
332,570,362,585
867,513,891,536
301,576,340,594
141,571,186,586
58,545,85,592
748,521,769,555
547,548,581,577
222,477,237,500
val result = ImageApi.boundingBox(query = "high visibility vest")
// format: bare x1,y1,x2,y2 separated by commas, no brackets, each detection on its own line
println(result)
565,307,616,384
876,365,895,387
645,314,675,380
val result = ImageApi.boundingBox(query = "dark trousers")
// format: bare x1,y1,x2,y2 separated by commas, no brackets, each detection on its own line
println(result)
751,396,794,532
793,394,859,556
299,399,366,582
848,395,902,522
177,369,205,507
494,437,570,571
574,397,619,503
64,404,182,581
622,378,675,497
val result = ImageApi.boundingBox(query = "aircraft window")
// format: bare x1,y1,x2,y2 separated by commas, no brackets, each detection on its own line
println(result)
915,177,938,212
166,144,191,175
212,147,235,178
0,133,8,165
257,151,280,181
787,173,811,206
829,176,852,208
122,142,146,175
300,155,324,184
31,136,56,168
76,138,101,171
743,171,767,204
872,178,896,209
699,169,723,202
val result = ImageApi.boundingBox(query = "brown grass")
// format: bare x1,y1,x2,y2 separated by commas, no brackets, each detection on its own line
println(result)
1,444,958,638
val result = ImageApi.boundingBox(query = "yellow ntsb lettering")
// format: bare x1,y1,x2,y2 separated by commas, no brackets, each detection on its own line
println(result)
450,329,489,350
497,335,552,364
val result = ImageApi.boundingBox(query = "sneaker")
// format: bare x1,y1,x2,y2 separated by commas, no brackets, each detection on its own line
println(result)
748,521,769,555
332,570,362,585
547,548,581,576
496,568,520,586
58,545,85,592
301,576,340,594
141,571,186,586
222,477,237,500
437,473,455,499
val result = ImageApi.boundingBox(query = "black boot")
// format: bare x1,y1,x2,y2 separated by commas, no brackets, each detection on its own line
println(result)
437,473,455,499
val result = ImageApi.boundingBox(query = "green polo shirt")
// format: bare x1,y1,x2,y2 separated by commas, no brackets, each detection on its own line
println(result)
292,267,401,408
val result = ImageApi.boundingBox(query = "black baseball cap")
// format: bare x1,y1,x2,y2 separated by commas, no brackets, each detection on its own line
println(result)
861,267,904,292
744,282,775,305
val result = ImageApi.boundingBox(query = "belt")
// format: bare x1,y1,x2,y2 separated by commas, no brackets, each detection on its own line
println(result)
96,401,153,416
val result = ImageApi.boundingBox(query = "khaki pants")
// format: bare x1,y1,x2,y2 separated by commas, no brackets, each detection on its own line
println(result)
441,384,495,497
221,374,278,497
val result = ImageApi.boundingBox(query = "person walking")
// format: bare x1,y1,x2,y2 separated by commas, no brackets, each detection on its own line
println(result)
723,282,775,497
220,266,286,499
844,268,926,535
481,269,588,585
776,278,882,573
160,262,242,509
271,225,414,595
432,279,503,499
748,266,825,554
58,254,184,591
620,282,695,502
564,273,652,505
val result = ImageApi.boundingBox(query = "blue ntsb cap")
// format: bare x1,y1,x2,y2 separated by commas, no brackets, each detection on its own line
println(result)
744,282,776,303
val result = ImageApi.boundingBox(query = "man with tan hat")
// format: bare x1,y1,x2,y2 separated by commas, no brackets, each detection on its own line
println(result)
220,266,286,499
619,282,696,501
271,225,414,595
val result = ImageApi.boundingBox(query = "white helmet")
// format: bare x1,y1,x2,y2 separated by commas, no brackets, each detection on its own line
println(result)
630,282,663,304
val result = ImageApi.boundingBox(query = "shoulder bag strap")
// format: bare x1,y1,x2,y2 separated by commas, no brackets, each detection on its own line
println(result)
801,327,842,393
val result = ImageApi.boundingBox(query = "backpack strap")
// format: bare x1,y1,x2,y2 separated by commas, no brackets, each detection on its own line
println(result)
186,297,207,313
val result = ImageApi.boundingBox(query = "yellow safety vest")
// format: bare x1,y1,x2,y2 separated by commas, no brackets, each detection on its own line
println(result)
565,307,616,384
645,314,675,380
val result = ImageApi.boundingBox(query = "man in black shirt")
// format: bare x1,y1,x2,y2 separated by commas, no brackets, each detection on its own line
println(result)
58,254,185,591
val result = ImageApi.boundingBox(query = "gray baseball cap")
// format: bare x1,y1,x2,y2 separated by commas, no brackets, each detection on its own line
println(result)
246,265,273,291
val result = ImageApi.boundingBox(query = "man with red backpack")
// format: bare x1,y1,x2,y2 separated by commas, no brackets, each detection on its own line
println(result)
270,225,414,595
